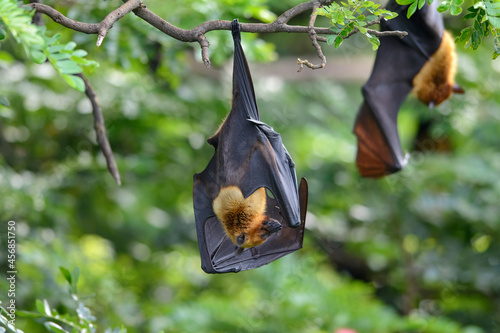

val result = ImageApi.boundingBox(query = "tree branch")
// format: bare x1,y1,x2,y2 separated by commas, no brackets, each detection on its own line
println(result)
77,74,122,186
297,3,327,71
27,0,143,47
97,0,143,47
28,0,407,68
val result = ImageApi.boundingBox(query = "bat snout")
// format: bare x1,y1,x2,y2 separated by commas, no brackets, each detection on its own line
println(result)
262,219,282,234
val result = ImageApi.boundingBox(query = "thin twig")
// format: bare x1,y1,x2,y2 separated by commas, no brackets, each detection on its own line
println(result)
77,74,122,186
297,3,327,71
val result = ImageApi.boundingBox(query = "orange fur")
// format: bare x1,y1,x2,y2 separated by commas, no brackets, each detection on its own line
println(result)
412,31,458,106
213,186,272,248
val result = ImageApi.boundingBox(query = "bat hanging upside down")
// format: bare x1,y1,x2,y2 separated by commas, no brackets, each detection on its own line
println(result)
193,19,308,274
353,0,464,178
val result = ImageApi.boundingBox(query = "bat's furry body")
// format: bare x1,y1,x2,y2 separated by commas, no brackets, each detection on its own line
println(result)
213,186,280,248
353,0,462,178
413,31,458,106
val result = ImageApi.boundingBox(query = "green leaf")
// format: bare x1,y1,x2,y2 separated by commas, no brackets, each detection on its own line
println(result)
326,35,337,45
437,1,451,12
462,12,478,20
72,49,88,58
44,322,70,333
59,267,72,285
0,27,5,40
407,0,419,18
334,35,343,48
64,41,77,51
30,50,47,64
62,74,85,92
366,33,381,50
396,0,416,5
16,310,46,318
457,27,473,43
489,16,500,28
50,52,71,61
36,299,51,316
46,33,61,45
48,44,65,54
418,0,426,10
450,5,463,15
56,60,82,75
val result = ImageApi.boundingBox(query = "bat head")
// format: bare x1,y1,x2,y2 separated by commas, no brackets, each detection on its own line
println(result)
213,186,282,249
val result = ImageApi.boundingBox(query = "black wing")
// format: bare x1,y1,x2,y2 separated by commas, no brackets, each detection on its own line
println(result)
353,0,443,178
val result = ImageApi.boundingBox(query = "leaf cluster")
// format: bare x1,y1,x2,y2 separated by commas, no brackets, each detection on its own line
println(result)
395,0,500,59
0,0,98,92
398,0,440,17
315,0,398,50
11,268,129,333
453,0,500,59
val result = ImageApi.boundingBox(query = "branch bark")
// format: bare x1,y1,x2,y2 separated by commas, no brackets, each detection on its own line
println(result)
297,3,327,71
78,74,122,186
27,0,143,47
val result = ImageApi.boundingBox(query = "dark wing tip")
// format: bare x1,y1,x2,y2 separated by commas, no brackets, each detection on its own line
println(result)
355,139,407,178
231,19,241,42
299,178,308,225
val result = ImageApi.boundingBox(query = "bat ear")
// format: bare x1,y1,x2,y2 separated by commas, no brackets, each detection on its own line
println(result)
453,84,465,94
236,234,246,247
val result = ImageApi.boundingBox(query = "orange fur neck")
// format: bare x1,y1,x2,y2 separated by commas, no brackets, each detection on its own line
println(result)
412,31,458,106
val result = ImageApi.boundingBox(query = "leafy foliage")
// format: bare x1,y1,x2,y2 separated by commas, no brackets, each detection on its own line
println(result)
13,268,129,333
394,0,500,59
315,0,398,50
453,0,500,59
396,0,436,18
0,0,98,91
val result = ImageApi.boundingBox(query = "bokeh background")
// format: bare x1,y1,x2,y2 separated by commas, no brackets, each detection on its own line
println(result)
1,0,499,332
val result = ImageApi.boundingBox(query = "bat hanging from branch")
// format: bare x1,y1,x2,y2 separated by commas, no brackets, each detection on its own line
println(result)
353,0,464,178
193,19,308,274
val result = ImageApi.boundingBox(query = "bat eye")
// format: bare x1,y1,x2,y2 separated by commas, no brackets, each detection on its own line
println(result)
236,234,246,247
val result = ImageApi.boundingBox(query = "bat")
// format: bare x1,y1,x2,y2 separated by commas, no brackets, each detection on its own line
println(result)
353,0,464,178
193,19,308,274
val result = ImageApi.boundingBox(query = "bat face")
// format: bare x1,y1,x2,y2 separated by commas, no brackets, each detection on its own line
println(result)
353,0,462,178
193,19,308,273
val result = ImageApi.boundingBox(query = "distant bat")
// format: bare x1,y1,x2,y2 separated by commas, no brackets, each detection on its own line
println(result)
354,0,463,178
193,19,308,274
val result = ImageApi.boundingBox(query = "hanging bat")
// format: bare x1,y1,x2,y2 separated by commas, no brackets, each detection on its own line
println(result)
193,19,308,274
353,0,464,178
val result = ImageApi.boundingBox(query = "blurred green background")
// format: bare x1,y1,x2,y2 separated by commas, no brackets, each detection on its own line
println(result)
1,0,499,332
